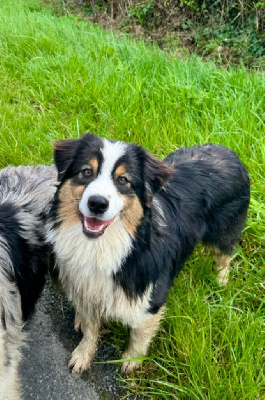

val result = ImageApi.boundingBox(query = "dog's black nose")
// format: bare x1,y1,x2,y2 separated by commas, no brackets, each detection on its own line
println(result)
88,195,109,214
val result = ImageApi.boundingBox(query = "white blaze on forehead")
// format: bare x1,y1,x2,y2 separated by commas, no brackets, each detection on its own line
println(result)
79,138,128,221
101,138,128,175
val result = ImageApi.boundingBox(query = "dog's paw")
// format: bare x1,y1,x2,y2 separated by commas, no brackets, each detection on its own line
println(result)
121,360,141,376
121,351,142,376
68,346,92,374
216,269,229,286
217,275,229,286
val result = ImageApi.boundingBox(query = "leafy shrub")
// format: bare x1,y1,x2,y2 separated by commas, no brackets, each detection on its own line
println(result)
82,0,265,66
128,0,154,26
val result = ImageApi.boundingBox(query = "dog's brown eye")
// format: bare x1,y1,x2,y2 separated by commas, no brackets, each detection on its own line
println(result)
82,168,92,177
118,176,128,184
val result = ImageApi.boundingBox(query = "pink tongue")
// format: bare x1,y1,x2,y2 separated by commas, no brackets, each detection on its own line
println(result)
84,216,113,230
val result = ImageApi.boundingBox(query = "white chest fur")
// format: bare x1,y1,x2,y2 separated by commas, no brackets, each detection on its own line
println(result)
48,219,152,328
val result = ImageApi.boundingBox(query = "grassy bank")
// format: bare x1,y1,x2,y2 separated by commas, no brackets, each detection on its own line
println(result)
0,0,264,398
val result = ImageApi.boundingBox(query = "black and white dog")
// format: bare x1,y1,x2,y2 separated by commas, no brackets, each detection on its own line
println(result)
0,165,57,399
47,133,250,375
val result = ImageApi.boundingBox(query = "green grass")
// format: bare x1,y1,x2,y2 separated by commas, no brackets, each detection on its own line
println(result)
0,0,265,398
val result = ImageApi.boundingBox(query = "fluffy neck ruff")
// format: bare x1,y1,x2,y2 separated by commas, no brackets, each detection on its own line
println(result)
48,217,133,277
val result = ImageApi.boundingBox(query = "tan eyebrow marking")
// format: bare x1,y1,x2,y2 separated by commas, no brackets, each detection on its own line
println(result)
81,158,99,175
89,158,98,173
114,165,127,179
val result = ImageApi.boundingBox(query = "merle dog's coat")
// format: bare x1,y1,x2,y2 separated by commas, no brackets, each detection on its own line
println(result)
0,166,57,399
47,133,250,375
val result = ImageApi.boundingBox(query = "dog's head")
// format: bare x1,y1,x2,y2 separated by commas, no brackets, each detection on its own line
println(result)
54,133,171,239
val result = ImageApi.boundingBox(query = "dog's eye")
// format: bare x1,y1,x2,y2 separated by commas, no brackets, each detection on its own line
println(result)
118,176,128,184
82,168,92,177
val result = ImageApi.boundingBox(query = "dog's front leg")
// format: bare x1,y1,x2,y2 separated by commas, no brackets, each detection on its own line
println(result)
121,307,164,376
74,311,82,332
69,308,100,374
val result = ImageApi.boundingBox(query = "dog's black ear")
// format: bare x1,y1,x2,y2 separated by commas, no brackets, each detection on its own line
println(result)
144,151,172,204
53,138,80,181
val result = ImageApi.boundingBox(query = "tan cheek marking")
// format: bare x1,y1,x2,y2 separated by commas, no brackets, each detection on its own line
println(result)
114,165,127,180
120,194,143,237
58,180,85,226
89,158,98,175
73,185,85,199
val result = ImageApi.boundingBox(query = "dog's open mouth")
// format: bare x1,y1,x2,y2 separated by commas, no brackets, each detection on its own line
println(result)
81,215,114,238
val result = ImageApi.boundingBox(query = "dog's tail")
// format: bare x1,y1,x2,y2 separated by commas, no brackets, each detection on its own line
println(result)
0,238,24,400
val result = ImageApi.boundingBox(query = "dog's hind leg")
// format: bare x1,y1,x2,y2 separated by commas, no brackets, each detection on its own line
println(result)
0,301,23,400
1,372,21,400
213,252,231,286
208,245,231,285
204,197,249,286
69,308,100,374
121,307,164,376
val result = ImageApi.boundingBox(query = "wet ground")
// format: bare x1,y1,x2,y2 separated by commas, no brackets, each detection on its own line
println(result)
20,279,124,400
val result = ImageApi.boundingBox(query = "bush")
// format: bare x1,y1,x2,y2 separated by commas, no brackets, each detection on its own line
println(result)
82,0,265,66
